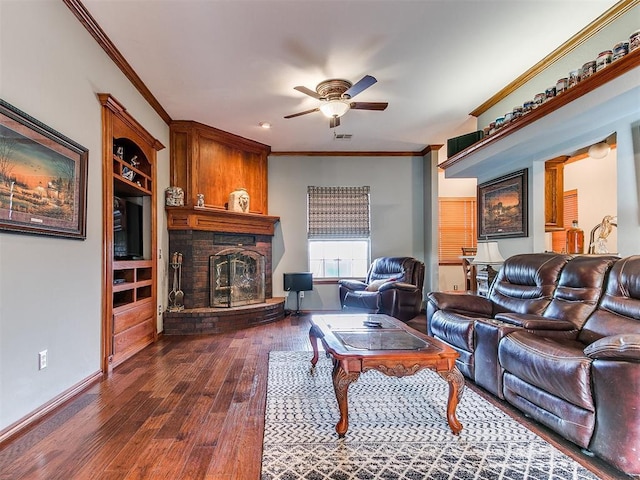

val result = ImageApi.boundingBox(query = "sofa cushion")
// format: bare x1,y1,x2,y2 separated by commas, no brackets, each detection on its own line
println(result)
498,331,594,411
579,255,640,345
583,333,640,360
502,373,595,448
489,253,568,315
542,255,618,329
430,311,475,352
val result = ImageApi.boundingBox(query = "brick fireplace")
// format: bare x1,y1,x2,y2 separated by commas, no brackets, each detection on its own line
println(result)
163,207,283,334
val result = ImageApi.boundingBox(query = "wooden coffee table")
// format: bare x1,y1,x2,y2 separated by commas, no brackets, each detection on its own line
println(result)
308,313,464,437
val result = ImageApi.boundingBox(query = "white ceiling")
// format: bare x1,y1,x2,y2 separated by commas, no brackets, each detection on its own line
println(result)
81,0,619,153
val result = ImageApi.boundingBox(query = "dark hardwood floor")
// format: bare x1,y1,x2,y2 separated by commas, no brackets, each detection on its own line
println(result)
0,313,628,479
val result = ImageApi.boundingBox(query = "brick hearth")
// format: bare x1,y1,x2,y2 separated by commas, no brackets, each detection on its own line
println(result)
163,297,285,335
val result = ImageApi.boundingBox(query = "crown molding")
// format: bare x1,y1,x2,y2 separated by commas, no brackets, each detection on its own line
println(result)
270,151,421,157
63,0,172,125
470,0,638,117
270,145,443,157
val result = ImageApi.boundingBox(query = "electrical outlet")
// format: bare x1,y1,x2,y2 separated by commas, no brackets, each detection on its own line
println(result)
159,248,162,259
158,304,163,315
299,291,304,298
38,350,47,370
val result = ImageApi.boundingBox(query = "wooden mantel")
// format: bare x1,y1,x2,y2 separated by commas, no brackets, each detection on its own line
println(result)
166,206,280,236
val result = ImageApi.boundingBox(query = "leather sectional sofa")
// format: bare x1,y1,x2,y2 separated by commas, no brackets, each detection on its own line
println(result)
426,253,640,477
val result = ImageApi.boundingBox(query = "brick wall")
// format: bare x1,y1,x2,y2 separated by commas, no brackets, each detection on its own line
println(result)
168,230,273,309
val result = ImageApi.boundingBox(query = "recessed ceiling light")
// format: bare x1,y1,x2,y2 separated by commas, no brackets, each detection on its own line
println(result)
259,122,272,129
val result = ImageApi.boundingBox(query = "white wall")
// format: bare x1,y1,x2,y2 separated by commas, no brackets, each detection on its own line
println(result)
563,150,618,252
446,5,639,260
0,1,170,431
268,155,425,311
437,171,477,291
478,5,640,131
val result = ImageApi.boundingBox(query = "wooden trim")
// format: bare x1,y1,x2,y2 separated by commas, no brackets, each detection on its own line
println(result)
0,371,103,444
440,49,640,170
545,156,569,232
419,144,444,156
312,278,344,285
166,206,280,235
99,94,166,151
170,120,270,155
100,94,164,374
63,0,172,125
269,150,423,156
470,0,638,117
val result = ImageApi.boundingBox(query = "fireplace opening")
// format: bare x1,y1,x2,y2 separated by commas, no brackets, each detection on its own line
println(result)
210,248,265,307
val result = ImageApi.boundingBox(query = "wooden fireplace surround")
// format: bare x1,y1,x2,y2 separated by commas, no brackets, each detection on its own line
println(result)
164,121,284,335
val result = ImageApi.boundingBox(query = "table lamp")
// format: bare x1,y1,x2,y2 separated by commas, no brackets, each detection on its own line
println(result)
472,241,504,295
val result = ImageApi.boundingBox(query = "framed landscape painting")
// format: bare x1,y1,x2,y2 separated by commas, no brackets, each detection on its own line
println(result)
0,100,88,239
477,168,528,239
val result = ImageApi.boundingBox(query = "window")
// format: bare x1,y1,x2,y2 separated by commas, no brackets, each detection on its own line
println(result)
439,197,477,264
307,186,370,279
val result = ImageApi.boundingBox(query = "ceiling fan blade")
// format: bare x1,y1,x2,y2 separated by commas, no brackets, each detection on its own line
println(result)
350,102,388,111
294,86,322,99
284,107,320,119
343,75,377,99
329,116,340,128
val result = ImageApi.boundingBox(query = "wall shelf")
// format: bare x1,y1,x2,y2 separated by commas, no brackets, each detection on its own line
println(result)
440,49,640,174
166,206,280,236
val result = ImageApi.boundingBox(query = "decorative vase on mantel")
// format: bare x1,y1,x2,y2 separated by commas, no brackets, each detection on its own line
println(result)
228,188,250,213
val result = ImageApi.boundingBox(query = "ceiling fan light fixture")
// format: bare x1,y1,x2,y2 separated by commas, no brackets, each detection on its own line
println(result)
319,100,350,118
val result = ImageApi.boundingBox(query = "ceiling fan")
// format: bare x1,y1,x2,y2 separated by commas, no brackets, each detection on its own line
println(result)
284,75,388,128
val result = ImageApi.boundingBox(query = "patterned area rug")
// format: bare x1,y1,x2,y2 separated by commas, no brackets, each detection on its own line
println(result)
261,351,600,480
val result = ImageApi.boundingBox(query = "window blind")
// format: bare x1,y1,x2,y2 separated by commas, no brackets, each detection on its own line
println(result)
439,197,477,264
307,186,370,239
552,189,578,252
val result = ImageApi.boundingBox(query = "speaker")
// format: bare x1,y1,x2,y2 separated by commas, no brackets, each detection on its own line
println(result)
284,272,313,292
447,130,484,157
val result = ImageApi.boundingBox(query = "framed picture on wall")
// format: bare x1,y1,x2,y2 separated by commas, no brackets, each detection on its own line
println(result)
477,168,528,239
0,99,88,239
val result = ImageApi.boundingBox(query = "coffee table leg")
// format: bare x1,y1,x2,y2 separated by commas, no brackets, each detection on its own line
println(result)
438,366,465,435
308,325,322,366
332,360,360,438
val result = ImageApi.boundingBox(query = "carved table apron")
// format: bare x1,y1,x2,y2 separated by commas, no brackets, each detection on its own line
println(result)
308,313,464,437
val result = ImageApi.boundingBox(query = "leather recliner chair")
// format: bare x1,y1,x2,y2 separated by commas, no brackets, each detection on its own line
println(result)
338,257,425,322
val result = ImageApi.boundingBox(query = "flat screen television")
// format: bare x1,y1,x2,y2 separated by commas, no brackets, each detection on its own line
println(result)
114,197,144,260
283,272,313,292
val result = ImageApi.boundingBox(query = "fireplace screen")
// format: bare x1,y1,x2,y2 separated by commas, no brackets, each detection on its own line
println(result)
210,248,265,307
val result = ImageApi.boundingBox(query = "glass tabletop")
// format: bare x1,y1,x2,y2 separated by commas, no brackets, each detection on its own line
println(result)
334,329,428,351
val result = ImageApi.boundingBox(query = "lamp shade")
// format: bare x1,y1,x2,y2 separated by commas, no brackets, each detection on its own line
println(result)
472,241,505,265
319,100,350,118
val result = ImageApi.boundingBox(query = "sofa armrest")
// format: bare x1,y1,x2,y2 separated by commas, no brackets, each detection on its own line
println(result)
495,313,575,331
338,279,367,291
584,334,640,361
427,292,492,316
